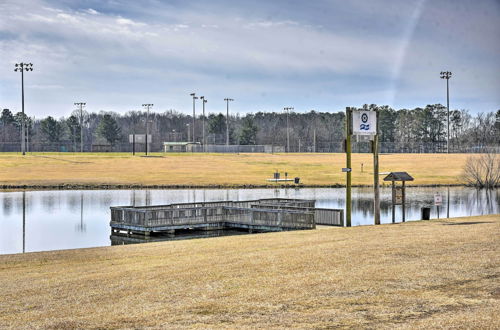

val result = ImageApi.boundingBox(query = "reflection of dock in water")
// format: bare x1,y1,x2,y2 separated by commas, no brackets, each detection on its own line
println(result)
110,228,251,246
110,198,343,240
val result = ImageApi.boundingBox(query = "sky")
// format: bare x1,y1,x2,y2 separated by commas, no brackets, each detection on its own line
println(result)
1,0,499,118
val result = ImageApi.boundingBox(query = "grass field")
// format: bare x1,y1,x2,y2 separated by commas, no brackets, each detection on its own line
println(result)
0,152,473,187
0,215,498,328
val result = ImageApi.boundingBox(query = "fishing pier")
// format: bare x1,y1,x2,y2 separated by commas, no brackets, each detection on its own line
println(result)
110,198,343,238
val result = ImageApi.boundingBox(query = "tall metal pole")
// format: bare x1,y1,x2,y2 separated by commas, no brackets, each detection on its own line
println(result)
190,93,198,143
21,69,24,155
440,71,452,153
14,63,33,156
313,129,316,153
284,107,293,153
200,96,207,151
74,102,86,152
224,98,234,146
142,104,153,155
345,107,352,227
373,108,380,225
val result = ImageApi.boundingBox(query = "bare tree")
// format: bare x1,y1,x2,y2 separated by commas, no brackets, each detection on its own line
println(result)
462,152,500,188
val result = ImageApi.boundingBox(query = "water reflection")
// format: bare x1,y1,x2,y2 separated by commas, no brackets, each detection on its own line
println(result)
0,187,498,255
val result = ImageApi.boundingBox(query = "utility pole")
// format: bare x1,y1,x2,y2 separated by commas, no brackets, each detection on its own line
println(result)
284,107,293,153
200,96,207,151
373,108,380,225
74,102,86,152
313,129,316,153
14,62,33,156
142,104,153,155
71,125,78,152
190,93,198,143
224,98,234,146
345,107,352,227
440,71,452,153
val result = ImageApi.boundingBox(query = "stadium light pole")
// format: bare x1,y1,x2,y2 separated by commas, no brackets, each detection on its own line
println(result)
440,71,452,153
200,96,207,151
142,104,153,155
284,107,294,153
224,98,234,146
14,62,33,156
190,93,198,143
74,102,86,152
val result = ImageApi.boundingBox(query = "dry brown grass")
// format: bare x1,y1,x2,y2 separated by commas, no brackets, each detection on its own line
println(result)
0,152,472,187
0,215,499,329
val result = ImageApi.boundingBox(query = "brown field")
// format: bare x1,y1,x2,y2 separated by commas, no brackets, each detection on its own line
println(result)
0,152,473,187
0,214,498,328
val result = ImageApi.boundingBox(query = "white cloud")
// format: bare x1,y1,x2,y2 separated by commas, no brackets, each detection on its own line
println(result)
85,8,99,15
0,0,497,116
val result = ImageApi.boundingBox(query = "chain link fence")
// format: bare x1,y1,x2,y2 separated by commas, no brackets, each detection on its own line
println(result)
0,141,498,154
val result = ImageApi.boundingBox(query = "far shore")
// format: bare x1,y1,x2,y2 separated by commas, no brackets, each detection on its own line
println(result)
0,183,469,191
0,152,475,189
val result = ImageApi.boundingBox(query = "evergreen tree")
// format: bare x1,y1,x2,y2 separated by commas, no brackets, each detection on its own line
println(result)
66,115,81,143
40,116,63,143
1,109,15,125
97,114,121,145
239,115,258,145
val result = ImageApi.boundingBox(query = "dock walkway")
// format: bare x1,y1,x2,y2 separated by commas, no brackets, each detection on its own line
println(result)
110,198,343,237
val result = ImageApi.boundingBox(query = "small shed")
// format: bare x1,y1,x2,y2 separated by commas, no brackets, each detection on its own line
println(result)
383,172,414,223
163,142,200,152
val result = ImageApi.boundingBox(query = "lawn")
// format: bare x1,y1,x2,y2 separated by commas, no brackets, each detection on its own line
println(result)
0,214,498,328
0,152,473,187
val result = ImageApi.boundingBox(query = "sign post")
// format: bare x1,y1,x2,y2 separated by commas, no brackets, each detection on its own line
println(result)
345,107,352,227
434,193,442,219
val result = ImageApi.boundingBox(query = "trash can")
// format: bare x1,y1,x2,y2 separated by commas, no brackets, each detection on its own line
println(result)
294,177,300,184
421,207,431,220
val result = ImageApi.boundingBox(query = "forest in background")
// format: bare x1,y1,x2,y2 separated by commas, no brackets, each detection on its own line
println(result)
1,104,499,152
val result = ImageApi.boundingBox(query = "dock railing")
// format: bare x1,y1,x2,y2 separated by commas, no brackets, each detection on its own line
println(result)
110,198,336,233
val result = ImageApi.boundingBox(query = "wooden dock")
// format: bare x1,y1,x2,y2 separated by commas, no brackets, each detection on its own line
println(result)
110,198,343,237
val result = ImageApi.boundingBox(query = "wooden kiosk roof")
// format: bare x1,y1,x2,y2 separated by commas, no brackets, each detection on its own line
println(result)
383,172,414,182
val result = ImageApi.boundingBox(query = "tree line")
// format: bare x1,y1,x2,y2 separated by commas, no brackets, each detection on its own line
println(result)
0,104,498,152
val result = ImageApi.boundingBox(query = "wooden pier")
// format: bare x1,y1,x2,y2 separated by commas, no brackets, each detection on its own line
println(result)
110,198,343,238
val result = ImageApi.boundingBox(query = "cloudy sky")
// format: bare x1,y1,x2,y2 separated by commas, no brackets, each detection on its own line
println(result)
1,0,499,117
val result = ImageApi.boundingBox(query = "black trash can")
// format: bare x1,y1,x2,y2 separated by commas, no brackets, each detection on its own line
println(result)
294,177,300,184
421,207,431,220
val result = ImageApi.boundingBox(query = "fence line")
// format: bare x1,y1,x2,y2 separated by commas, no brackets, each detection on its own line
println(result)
1,141,498,154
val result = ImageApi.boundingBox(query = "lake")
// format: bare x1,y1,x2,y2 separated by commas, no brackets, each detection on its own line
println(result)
1,187,498,255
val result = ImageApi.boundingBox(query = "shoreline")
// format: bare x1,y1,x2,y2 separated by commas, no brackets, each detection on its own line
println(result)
1,214,498,328
1,182,470,191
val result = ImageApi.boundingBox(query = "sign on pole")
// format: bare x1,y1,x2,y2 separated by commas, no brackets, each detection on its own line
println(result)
434,193,442,205
352,110,377,135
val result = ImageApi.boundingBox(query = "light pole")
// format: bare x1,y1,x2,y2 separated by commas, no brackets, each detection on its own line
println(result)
74,102,86,152
142,104,153,155
14,62,33,156
71,124,78,152
190,93,198,143
284,107,293,153
224,98,234,146
200,96,207,151
186,123,190,142
440,71,452,153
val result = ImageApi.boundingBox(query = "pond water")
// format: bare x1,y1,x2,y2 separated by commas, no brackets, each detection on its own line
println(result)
0,187,498,255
